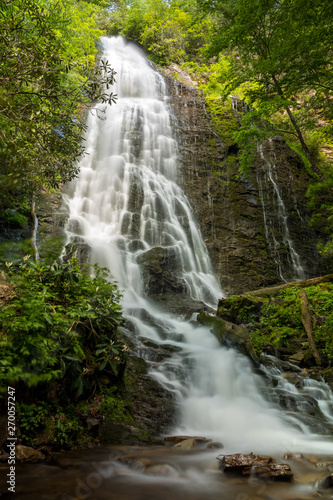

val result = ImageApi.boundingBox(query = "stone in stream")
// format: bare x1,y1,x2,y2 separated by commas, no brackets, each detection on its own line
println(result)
288,351,305,366
16,445,46,463
145,464,179,477
245,464,294,481
217,453,293,481
117,456,147,472
165,435,211,445
283,452,303,461
316,473,333,490
165,435,216,450
207,441,224,450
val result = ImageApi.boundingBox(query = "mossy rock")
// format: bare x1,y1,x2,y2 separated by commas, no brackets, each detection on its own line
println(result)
322,368,333,387
197,312,259,365
119,354,175,442
217,295,264,324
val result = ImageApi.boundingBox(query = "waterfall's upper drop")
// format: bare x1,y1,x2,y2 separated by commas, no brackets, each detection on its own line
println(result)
65,35,222,307
101,36,166,100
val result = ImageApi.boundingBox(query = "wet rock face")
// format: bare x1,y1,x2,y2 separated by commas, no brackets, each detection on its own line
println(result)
137,246,187,295
63,238,91,268
163,73,329,295
101,353,175,444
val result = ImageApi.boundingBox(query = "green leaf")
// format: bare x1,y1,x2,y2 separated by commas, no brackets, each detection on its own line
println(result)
99,360,107,371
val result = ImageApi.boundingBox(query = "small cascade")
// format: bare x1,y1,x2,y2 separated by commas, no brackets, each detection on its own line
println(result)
64,36,332,460
260,355,333,432
257,141,306,282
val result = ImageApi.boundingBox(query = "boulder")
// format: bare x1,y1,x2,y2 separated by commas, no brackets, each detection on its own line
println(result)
145,464,179,477
137,247,187,296
102,353,175,444
86,418,100,431
245,463,293,481
16,445,46,463
165,435,218,450
207,442,224,450
217,296,263,325
317,474,333,490
288,351,305,366
217,453,293,481
164,435,197,444
218,453,273,473
149,293,211,318
0,452,9,463
117,456,145,472
283,453,303,461
197,312,259,364
173,439,200,450
63,238,91,269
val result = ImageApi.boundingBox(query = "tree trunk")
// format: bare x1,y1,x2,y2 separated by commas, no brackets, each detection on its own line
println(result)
30,196,40,263
245,274,333,297
272,76,326,182
298,289,322,365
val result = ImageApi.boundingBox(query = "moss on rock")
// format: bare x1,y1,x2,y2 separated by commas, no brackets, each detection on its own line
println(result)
197,311,259,364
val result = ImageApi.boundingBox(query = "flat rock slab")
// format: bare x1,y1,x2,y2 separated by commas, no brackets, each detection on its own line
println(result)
218,453,273,471
165,436,224,451
218,453,293,481
174,437,212,450
165,436,211,445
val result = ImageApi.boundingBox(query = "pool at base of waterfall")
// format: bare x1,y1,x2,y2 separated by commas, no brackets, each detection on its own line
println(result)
5,443,333,500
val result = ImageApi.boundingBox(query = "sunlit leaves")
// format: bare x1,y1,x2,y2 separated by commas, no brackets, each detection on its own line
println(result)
0,0,116,208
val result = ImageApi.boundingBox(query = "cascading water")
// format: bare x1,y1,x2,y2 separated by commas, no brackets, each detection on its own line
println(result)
64,37,332,460
257,142,306,282
65,36,220,308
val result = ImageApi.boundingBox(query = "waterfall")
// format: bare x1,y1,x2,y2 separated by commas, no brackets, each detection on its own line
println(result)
65,36,220,308
64,36,332,456
257,142,306,282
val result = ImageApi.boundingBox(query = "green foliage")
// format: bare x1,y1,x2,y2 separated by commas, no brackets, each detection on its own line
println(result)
1,210,28,229
249,283,333,361
17,402,51,445
0,257,126,395
99,388,128,423
0,0,116,211
205,96,239,147
108,0,214,64
196,0,333,179
0,240,33,268
17,401,87,448
306,177,333,260
49,409,87,448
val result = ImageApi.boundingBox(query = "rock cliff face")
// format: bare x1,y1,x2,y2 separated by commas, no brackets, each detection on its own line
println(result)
162,72,329,295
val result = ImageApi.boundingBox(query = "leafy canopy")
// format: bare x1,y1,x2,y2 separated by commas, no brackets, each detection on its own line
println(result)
107,0,215,64
0,0,116,209
197,0,333,176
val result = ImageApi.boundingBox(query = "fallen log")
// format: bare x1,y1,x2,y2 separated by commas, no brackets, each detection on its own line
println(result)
243,274,333,298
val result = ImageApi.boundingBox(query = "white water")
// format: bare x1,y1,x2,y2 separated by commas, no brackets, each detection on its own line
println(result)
257,142,305,282
65,37,332,457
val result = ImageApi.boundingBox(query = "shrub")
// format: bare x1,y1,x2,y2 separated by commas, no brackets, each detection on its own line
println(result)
0,257,126,398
